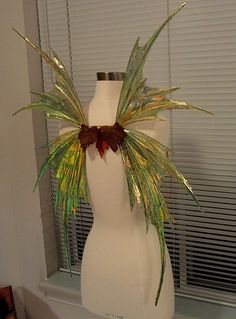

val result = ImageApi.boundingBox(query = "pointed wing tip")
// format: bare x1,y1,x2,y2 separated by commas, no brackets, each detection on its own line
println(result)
12,27,18,33
199,205,205,214
171,2,187,17
170,2,186,19
179,2,187,11
12,108,22,116
12,106,32,116
33,178,40,192
198,108,214,115
154,284,162,306
154,260,166,305
207,111,214,115
188,105,214,115
12,27,24,39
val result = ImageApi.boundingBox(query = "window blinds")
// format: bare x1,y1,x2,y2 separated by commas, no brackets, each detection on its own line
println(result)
164,0,236,305
37,0,236,305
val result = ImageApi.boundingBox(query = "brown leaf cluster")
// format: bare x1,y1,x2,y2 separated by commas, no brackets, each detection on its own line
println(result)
78,122,126,157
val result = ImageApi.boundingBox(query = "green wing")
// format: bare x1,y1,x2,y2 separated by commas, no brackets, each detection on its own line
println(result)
13,5,211,304
116,2,212,127
119,85,213,126
13,31,88,268
36,130,88,266
116,3,186,124
117,2,212,305
13,29,87,126
121,129,203,305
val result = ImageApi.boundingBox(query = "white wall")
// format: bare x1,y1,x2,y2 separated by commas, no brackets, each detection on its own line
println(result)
0,0,46,317
0,1,235,319
0,1,102,318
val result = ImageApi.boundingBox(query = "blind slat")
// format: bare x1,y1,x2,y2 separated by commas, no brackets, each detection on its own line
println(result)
37,0,236,306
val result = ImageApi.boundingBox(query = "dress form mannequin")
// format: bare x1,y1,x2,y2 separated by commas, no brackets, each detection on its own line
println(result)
80,72,174,319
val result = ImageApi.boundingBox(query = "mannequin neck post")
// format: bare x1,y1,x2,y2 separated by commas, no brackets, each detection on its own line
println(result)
93,81,123,101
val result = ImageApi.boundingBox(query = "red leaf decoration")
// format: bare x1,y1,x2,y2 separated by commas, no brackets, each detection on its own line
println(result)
78,124,98,152
78,122,126,157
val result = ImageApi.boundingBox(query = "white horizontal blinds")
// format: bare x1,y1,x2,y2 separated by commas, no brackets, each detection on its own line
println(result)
37,0,93,273
37,0,68,143
165,0,236,304
68,0,169,105
37,0,51,92
37,0,236,305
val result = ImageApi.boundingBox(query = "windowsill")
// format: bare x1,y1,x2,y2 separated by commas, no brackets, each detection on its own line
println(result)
40,271,236,319
39,271,82,307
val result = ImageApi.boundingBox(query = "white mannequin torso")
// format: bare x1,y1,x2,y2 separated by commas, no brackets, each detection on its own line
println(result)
80,79,174,319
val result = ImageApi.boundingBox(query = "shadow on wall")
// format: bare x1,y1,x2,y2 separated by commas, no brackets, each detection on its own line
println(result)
12,286,25,319
15,288,60,319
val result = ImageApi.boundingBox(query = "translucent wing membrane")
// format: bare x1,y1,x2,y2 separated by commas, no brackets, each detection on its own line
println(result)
116,3,186,123
120,129,203,304
13,29,87,126
116,2,212,128
119,86,213,126
13,30,88,270
116,2,212,304
13,91,83,125
13,2,211,306
36,130,88,268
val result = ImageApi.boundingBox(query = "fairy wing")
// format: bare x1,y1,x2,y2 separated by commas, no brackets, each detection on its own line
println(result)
13,29,87,126
121,129,205,305
116,2,213,305
116,3,186,124
119,85,212,126
13,31,89,267
116,3,212,127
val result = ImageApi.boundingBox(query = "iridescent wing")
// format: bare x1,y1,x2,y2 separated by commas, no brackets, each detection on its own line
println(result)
119,85,213,126
121,129,203,305
117,3,212,305
116,3,186,124
13,31,88,267
13,29,87,126
116,3,212,126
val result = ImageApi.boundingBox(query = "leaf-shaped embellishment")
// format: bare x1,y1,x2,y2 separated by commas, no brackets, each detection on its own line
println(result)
97,123,127,157
79,123,127,157
13,29,87,126
116,3,186,123
79,125,98,152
